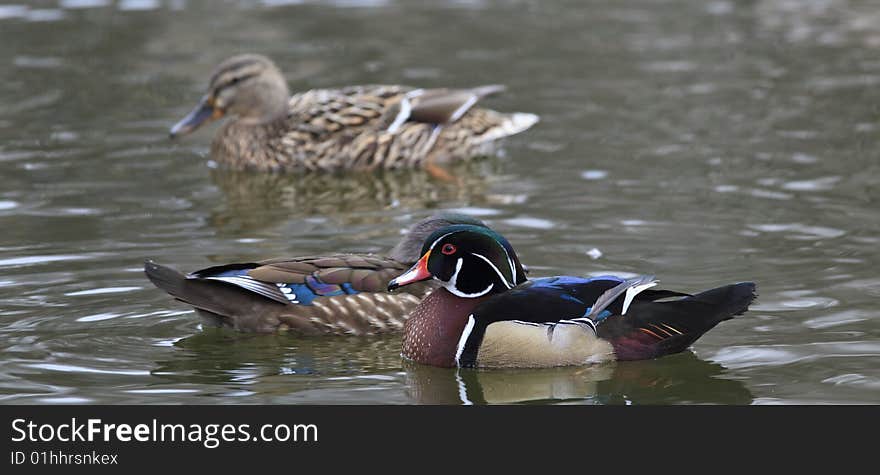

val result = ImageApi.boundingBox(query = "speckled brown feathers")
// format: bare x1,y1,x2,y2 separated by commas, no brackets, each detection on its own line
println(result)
235,288,428,335
211,84,537,172
170,54,538,172
145,257,434,335
145,213,490,335
401,287,492,368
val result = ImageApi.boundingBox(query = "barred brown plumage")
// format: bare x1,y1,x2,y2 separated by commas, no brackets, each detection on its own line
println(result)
170,54,539,172
145,213,493,335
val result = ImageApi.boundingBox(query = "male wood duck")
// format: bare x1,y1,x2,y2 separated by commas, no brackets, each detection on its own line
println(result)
144,213,488,334
169,54,539,173
387,225,757,369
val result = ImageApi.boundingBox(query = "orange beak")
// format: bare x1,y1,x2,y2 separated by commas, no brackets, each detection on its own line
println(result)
387,250,432,291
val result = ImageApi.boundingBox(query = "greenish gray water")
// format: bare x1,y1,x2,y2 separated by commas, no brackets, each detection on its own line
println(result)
0,0,878,404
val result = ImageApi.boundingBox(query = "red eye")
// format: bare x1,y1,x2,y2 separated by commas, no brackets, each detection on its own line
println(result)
441,243,457,255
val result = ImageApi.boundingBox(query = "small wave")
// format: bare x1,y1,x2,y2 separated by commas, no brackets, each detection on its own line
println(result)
66,286,141,297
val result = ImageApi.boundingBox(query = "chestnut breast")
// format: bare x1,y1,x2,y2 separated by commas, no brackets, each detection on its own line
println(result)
401,287,491,368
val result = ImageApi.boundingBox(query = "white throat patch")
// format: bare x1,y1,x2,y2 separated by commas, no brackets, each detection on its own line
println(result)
445,258,495,298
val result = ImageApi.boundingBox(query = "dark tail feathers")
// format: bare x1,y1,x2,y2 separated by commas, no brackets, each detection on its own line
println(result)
598,282,757,361
144,260,189,299
144,260,282,326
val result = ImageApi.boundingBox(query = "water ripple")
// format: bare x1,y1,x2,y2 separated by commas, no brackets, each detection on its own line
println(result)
821,374,880,390
581,170,609,180
0,5,27,19
503,216,556,230
0,254,97,268
752,291,839,312
804,310,871,329
781,176,841,191
125,388,201,394
75,312,124,323
28,363,151,377
65,286,141,297
119,0,160,11
748,223,846,240
712,341,880,370
59,0,109,8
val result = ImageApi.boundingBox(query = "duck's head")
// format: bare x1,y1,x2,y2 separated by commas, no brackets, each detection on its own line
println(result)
387,213,489,264
170,54,290,138
388,224,527,298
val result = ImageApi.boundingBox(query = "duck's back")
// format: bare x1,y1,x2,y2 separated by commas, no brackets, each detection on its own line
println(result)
212,84,538,172
288,84,411,131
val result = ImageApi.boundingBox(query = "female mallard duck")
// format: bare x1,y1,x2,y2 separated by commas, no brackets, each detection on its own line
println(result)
144,213,489,334
169,54,539,173
387,224,757,368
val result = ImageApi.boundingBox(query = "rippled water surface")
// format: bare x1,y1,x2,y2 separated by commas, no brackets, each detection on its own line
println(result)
1,0,878,404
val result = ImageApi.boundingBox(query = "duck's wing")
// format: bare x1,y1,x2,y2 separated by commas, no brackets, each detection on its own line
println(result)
288,84,509,132
469,275,665,325
279,84,536,171
455,276,693,368
285,85,412,137
453,277,620,367
189,254,417,305
385,85,507,131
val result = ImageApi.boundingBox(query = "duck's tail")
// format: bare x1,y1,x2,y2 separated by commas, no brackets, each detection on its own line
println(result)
466,84,539,138
597,282,757,361
474,111,540,144
144,260,283,328
501,112,541,137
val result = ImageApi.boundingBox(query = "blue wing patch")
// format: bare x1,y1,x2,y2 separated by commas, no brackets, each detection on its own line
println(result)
273,277,359,305
195,267,359,306
582,307,612,323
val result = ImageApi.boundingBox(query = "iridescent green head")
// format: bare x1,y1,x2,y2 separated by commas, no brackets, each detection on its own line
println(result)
388,224,527,298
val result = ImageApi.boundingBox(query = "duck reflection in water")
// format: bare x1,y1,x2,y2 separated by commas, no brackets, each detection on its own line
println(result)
153,330,404,386
205,160,511,236
153,330,751,405
403,351,753,405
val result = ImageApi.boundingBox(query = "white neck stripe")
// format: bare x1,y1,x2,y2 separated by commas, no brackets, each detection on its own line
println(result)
495,240,517,284
455,314,476,366
470,252,514,289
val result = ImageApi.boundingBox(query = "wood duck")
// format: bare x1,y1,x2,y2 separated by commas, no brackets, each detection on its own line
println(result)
387,224,757,369
169,54,539,173
144,213,488,334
